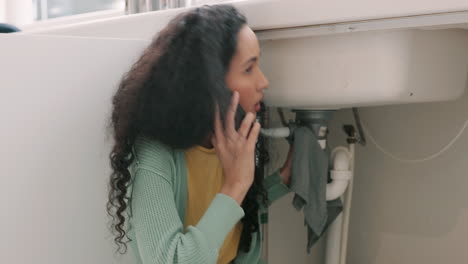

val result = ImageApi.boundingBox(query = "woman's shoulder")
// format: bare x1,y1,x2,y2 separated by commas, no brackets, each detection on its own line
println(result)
132,135,177,177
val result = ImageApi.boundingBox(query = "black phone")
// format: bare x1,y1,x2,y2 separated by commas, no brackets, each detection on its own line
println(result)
234,104,246,131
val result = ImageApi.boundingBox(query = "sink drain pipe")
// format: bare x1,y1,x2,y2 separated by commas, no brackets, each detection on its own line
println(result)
260,109,355,264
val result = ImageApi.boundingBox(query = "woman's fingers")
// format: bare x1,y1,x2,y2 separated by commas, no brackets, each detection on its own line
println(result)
213,104,225,145
246,121,261,150
225,91,239,138
238,112,256,138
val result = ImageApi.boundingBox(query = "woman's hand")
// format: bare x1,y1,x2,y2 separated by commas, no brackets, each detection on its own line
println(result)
212,91,261,205
280,146,293,186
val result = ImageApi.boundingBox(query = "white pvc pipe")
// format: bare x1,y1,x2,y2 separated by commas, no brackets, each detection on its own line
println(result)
260,127,291,138
339,143,355,264
325,212,343,264
326,147,352,201
324,145,354,264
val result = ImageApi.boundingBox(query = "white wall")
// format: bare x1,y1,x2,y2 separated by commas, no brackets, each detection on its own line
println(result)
2,0,34,26
329,91,468,263
0,34,147,264
0,0,6,22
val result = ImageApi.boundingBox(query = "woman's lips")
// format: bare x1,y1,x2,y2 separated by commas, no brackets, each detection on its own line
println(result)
255,102,261,112
255,96,264,112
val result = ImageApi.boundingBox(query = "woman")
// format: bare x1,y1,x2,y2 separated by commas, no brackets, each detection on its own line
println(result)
107,4,293,264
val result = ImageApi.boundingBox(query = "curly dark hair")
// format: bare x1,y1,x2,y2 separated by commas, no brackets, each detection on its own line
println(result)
106,4,269,256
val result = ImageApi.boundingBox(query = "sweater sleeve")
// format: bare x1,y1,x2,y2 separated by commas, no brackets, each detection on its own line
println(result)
263,169,291,207
130,168,245,264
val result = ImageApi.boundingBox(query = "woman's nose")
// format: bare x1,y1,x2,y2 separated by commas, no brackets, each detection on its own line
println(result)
257,69,269,91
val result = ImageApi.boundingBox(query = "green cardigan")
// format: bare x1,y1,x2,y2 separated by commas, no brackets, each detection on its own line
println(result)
126,136,291,264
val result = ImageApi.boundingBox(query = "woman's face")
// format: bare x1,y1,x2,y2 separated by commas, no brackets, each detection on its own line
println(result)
225,25,269,114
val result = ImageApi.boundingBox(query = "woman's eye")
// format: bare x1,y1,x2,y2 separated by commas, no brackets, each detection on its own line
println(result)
245,66,253,73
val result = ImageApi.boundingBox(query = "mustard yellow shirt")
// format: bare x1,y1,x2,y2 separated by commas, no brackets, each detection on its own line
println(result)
184,145,243,264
